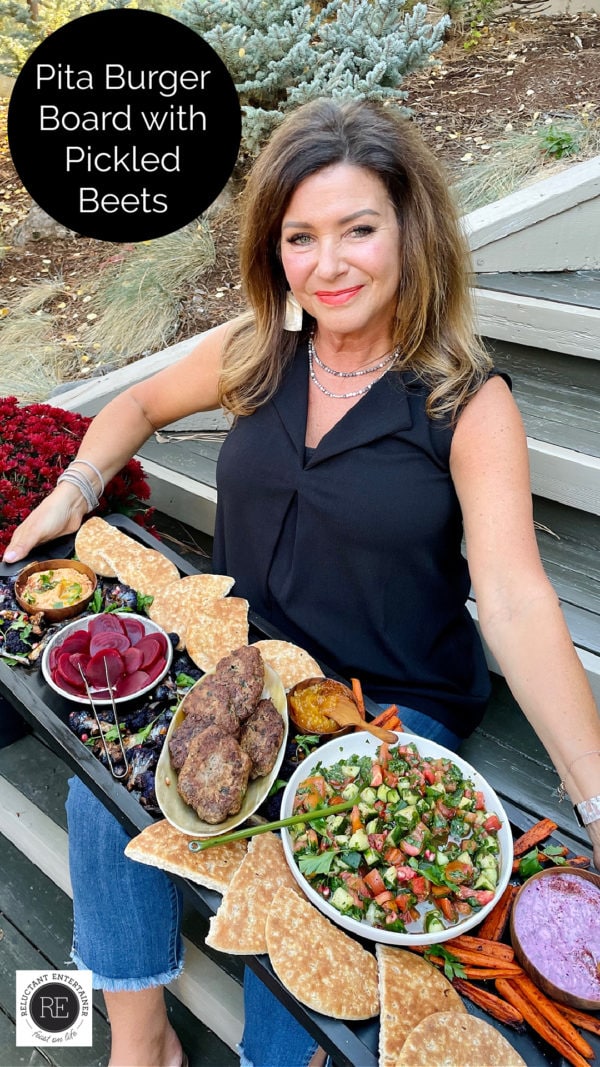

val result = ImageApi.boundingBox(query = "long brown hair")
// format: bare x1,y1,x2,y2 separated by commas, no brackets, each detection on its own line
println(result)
219,97,491,421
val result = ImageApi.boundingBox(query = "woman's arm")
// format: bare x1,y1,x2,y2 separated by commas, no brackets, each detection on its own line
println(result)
450,376,600,865
3,320,232,563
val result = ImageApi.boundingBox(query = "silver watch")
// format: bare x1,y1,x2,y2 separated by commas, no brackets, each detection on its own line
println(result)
574,794,600,827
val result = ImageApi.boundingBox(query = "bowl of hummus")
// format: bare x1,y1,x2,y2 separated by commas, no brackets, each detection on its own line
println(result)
15,558,97,622
511,866,600,1010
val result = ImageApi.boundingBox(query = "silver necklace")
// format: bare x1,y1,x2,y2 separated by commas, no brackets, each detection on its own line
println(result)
308,333,399,400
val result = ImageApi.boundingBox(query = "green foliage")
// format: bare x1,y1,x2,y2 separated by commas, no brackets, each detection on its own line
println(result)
177,0,450,155
0,0,182,77
539,124,579,159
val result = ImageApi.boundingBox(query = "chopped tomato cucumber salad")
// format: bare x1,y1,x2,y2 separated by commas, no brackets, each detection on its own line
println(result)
290,741,503,935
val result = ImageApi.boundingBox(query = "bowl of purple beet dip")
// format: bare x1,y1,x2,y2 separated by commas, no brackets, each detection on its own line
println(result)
510,866,600,1010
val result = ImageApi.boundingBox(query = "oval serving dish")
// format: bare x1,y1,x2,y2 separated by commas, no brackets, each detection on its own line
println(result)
156,662,288,837
15,558,97,623
280,731,513,946
510,866,600,1010
41,612,172,705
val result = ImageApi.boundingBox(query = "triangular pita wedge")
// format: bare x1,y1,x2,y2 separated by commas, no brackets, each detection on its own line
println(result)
186,598,249,672
251,639,324,691
149,573,235,649
205,833,302,954
376,945,466,1067
266,887,379,1020
124,819,247,891
396,1010,526,1066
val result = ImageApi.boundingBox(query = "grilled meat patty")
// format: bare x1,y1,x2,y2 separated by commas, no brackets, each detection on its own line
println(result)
214,644,264,721
177,725,252,823
239,698,284,779
169,682,240,770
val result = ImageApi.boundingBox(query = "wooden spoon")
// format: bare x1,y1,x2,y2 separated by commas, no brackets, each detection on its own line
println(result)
325,695,398,744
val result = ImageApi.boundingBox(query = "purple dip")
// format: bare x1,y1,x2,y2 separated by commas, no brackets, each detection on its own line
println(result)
512,871,600,1002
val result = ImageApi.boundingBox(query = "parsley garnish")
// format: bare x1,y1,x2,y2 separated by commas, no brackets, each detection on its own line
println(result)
426,945,467,981
298,851,337,877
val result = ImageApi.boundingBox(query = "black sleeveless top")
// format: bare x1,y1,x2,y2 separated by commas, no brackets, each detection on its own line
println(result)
213,339,498,737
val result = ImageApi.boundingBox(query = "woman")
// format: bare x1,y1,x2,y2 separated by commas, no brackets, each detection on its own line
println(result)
5,98,600,1067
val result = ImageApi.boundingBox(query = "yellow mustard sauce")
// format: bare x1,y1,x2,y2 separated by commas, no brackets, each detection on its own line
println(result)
22,568,93,610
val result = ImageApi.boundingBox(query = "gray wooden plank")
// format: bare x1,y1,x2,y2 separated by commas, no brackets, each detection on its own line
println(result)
138,435,220,490
533,497,600,621
476,270,600,309
0,1008,51,1066
0,736,70,832
488,339,600,456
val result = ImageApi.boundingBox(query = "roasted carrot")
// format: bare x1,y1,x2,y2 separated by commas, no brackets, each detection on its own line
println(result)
512,973,594,1059
452,978,524,1027
512,818,558,857
350,677,366,719
408,948,522,980
426,946,523,972
557,1003,600,1038
567,855,592,868
457,965,525,980
386,716,401,731
370,704,399,727
477,884,518,941
495,979,592,1067
444,934,515,962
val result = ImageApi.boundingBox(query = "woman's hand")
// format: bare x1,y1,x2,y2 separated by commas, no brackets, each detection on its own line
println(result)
2,483,88,564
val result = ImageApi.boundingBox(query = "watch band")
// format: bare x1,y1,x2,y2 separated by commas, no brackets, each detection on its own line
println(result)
574,794,600,827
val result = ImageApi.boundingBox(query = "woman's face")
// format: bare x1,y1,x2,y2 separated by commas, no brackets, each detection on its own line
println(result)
280,163,401,342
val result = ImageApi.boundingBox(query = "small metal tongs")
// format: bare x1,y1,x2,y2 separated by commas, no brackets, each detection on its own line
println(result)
77,661,130,780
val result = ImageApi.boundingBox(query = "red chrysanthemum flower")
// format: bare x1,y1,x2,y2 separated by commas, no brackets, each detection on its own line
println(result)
0,396,155,553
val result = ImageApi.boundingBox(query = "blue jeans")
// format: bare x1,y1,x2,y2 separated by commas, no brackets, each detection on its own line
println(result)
66,777,184,990
65,706,461,1063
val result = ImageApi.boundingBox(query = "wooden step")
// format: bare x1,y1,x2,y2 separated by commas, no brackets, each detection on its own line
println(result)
0,734,242,1065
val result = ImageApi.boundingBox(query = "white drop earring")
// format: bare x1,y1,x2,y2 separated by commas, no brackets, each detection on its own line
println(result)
284,291,303,331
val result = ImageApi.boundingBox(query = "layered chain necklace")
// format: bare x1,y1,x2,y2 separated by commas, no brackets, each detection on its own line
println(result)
308,330,399,399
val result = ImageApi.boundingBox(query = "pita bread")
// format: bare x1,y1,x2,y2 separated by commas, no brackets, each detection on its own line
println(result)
205,833,302,954
376,946,466,1067
186,598,249,672
74,517,124,576
396,1010,527,1066
251,640,324,691
102,543,180,600
124,819,247,891
266,887,379,1020
75,516,180,597
149,573,235,649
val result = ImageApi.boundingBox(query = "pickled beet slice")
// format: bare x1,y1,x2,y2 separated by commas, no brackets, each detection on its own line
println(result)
89,631,131,657
114,670,150,697
58,631,91,656
123,646,144,674
145,657,167,684
88,614,127,637
120,617,145,645
56,653,87,689
48,644,60,673
54,668,87,697
135,635,162,669
86,649,124,687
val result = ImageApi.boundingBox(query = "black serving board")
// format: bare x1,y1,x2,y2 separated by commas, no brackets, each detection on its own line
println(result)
0,514,596,1067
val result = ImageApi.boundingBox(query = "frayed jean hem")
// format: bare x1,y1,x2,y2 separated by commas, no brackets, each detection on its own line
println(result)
69,947,185,992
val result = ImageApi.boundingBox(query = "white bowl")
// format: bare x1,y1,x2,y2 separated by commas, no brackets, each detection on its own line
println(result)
280,731,513,946
41,612,172,705
155,662,288,837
